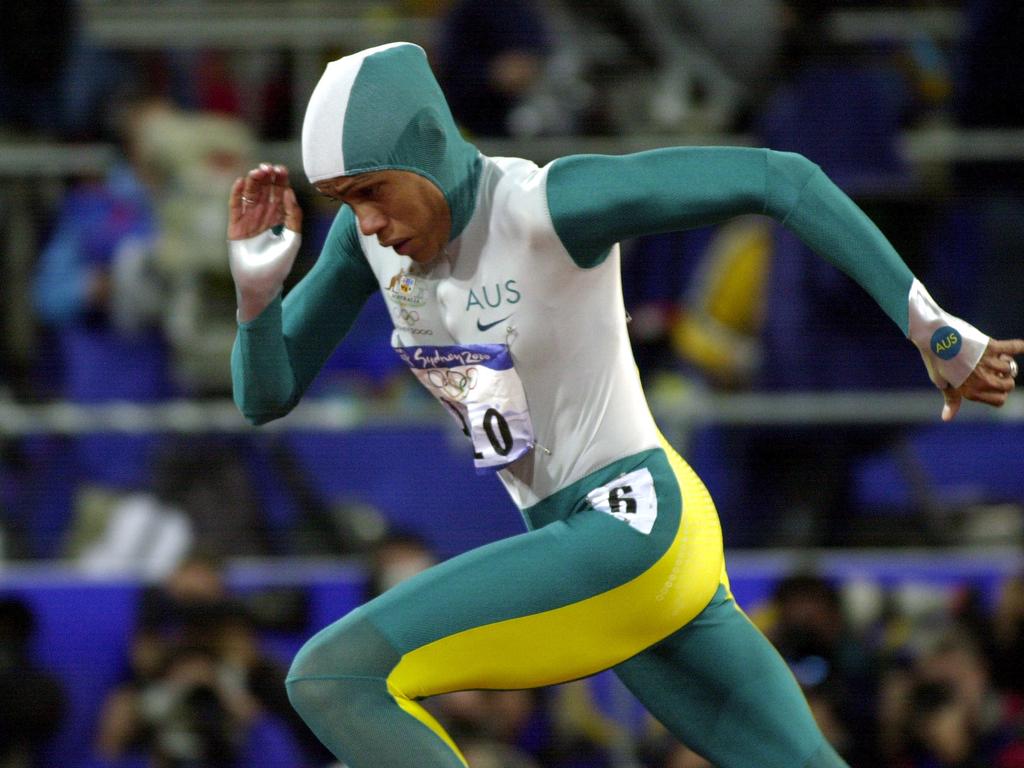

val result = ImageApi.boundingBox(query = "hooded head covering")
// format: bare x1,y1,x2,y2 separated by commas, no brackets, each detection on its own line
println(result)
302,42,481,242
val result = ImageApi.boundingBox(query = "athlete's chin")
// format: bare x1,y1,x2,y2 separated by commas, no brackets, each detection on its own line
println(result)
408,242,441,264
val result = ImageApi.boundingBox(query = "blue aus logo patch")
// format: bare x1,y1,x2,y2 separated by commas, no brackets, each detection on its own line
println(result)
931,326,962,360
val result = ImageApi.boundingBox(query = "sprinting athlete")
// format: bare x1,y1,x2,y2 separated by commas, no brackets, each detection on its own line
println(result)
227,43,1023,768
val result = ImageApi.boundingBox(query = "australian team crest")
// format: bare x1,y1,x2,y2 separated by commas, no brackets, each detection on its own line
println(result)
386,269,427,307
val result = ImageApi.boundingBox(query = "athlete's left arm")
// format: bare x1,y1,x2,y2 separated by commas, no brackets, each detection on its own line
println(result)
546,146,1023,418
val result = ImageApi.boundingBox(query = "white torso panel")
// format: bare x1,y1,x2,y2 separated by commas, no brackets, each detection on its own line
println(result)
360,156,661,508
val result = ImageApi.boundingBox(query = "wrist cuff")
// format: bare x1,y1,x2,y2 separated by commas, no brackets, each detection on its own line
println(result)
229,227,300,323
908,278,988,388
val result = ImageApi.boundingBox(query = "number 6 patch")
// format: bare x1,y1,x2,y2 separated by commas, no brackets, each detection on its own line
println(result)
586,468,658,534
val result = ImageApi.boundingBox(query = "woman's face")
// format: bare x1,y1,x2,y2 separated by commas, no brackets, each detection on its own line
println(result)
316,170,451,264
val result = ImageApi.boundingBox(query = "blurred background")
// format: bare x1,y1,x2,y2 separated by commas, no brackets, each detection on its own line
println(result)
1,0,1023,766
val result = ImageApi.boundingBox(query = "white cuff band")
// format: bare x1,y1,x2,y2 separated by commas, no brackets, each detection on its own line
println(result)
228,227,300,323
908,278,988,388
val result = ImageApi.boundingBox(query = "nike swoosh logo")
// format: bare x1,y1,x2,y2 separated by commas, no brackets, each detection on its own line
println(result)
476,314,512,332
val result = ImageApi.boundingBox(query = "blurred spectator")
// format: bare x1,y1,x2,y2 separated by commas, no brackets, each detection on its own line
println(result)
878,629,1020,766
904,680,983,768
262,436,390,557
905,684,991,765
436,690,544,768
30,103,257,560
20,98,168,558
94,555,235,757
134,106,255,396
34,99,255,402
95,556,313,767
70,486,194,579
666,216,772,389
760,574,877,764
148,439,268,559
366,529,439,600
435,0,550,136
435,685,620,768
31,97,174,488
65,437,270,572
0,597,67,768
919,634,1022,750
890,631,1024,768
125,643,258,768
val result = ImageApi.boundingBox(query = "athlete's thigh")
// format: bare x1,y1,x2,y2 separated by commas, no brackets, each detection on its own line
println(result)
614,587,848,768
359,509,656,696
357,450,722,697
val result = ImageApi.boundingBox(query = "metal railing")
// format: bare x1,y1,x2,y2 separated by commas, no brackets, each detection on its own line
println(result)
2,388,1022,437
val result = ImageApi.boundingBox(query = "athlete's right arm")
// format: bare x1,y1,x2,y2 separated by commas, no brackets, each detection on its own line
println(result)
228,167,377,425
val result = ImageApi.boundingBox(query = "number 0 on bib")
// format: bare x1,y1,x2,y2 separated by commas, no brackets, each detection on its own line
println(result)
395,344,536,472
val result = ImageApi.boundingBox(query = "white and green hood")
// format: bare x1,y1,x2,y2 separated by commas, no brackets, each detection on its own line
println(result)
302,42,482,241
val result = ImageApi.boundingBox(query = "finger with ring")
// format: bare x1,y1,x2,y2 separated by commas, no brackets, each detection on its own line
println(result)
241,195,256,204
1011,358,1019,379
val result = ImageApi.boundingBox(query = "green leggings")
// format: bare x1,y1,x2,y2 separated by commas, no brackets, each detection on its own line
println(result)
285,448,848,768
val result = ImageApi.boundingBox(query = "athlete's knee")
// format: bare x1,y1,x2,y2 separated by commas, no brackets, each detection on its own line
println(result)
286,612,402,719
288,611,400,679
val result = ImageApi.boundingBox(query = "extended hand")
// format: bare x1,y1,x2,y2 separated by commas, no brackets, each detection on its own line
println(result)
228,163,302,240
227,163,304,322
940,337,1024,421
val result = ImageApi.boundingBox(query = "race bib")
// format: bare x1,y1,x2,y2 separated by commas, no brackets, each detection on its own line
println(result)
395,344,535,471
586,469,658,534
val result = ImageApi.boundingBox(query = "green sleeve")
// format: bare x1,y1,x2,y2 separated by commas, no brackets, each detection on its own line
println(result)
546,147,915,332
231,207,378,424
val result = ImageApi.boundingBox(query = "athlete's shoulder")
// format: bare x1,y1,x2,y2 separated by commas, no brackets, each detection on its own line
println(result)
480,155,560,242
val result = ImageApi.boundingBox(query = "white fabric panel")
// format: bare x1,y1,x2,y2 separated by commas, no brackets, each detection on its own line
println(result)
908,278,989,388
301,42,414,183
360,156,660,508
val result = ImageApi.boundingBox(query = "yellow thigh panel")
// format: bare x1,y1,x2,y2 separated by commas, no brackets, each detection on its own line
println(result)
388,441,725,700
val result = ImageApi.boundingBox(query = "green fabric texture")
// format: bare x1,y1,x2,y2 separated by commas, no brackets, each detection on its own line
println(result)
614,585,849,768
342,44,482,242
286,614,465,768
766,154,913,332
232,206,377,424
368,448,681,654
283,448,687,766
546,147,914,333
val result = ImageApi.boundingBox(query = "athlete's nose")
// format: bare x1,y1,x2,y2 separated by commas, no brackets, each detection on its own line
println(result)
356,205,387,237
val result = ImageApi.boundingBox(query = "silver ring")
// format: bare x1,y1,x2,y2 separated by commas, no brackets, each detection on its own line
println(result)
241,195,256,204
1010,359,1019,379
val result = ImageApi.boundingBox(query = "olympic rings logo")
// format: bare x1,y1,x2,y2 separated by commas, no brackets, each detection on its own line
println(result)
399,308,420,325
426,367,478,400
